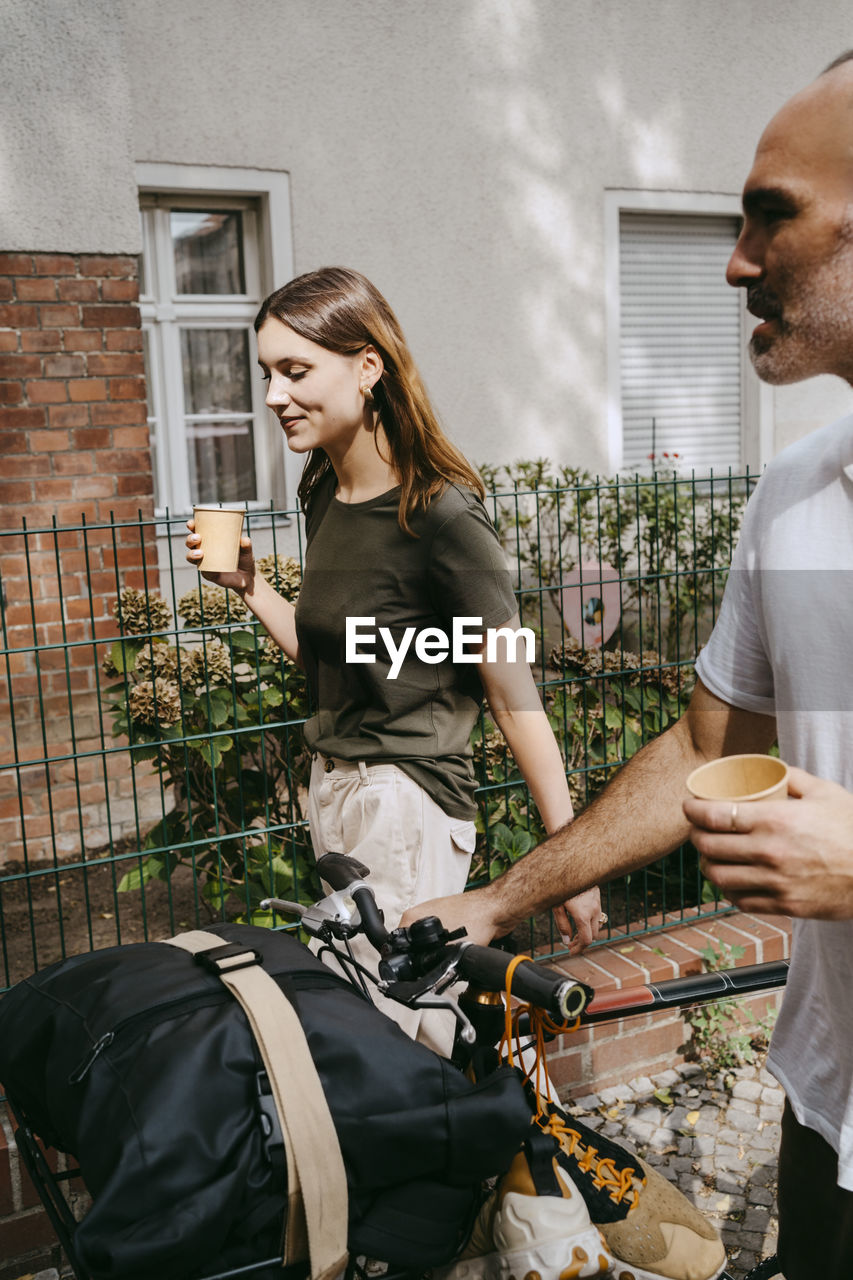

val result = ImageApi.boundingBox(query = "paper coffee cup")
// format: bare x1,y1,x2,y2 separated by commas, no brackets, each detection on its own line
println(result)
192,506,245,573
685,753,788,803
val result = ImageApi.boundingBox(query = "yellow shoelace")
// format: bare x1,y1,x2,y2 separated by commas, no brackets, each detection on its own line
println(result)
539,1110,642,1210
498,955,642,1212
499,953,581,1102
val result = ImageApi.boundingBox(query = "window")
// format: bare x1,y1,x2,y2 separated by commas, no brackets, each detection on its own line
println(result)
619,212,742,470
605,193,769,475
140,195,279,513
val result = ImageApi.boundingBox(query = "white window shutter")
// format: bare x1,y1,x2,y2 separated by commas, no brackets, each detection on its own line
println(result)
619,213,742,471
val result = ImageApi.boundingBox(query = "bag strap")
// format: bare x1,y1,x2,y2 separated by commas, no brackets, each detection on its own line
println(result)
165,931,348,1280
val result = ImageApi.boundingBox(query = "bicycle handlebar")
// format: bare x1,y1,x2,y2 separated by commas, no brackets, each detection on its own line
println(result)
351,885,391,950
313,852,592,1020
315,853,392,949
266,853,787,1043
453,943,591,1022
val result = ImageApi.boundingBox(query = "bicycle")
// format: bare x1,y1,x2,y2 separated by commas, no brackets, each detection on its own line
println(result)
7,851,786,1280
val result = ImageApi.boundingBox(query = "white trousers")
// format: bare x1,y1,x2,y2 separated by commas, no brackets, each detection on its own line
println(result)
307,755,476,1056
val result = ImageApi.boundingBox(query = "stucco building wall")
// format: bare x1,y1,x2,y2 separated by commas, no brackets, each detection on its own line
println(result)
4,0,853,474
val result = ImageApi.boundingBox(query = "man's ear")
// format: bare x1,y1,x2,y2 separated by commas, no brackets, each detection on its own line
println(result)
360,344,384,390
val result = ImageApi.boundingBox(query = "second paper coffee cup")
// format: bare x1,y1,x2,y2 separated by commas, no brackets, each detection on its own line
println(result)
192,506,245,573
685,753,788,802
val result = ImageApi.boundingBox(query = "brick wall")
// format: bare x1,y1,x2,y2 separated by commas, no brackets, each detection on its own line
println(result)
0,252,161,872
547,909,792,1097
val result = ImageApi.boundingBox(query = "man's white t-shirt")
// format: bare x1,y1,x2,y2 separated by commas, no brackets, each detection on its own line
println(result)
696,411,853,1189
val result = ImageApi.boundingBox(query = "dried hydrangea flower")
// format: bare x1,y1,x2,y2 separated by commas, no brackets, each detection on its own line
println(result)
256,554,302,602
178,585,248,628
114,587,172,636
128,677,183,727
135,642,180,682
259,631,290,667
183,638,233,688
102,649,121,678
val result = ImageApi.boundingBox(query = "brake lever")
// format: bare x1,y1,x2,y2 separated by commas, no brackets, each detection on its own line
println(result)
261,890,363,940
380,963,477,1045
260,897,306,917
407,992,477,1045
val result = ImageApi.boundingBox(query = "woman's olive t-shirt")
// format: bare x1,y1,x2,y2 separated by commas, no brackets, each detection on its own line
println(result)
294,474,517,819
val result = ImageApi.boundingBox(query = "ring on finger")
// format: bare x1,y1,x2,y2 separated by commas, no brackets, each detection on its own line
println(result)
730,802,738,833
598,911,608,927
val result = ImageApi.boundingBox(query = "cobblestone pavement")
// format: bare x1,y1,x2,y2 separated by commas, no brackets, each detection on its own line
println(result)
566,1057,783,1279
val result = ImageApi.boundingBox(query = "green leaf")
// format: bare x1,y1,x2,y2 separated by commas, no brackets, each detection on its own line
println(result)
229,630,261,651
241,909,276,928
118,855,166,893
701,878,720,904
202,878,229,909
198,734,233,767
487,821,514,851
622,685,645,712
207,698,231,727
109,638,144,674
246,853,294,897
141,815,188,851
207,684,233,702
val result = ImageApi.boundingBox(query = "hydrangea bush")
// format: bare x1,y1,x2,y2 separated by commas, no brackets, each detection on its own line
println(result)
479,458,748,659
103,558,319,923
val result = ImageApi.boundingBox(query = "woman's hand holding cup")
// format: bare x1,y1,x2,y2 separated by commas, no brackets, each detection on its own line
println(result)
186,509,255,597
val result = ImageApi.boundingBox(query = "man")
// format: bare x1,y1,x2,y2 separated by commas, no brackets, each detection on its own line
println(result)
407,52,853,1279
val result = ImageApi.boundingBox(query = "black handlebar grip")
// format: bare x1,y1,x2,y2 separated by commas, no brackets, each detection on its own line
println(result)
351,885,390,949
316,851,371,892
457,944,591,1021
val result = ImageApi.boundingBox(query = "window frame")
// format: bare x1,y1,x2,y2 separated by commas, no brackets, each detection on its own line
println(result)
604,189,772,475
136,163,297,516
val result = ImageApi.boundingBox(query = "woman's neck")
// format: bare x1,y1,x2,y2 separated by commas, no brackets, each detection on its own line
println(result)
329,423,399,504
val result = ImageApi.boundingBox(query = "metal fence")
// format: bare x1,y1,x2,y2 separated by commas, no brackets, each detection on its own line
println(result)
0,468,757,993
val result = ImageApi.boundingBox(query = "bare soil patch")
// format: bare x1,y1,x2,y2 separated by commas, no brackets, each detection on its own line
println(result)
1,848,204,990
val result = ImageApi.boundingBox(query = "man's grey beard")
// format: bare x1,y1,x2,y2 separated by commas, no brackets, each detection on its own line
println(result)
748,224,853,385
748,331,800,385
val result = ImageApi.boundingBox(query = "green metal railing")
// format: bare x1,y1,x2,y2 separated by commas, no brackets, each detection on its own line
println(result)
0,469,757,992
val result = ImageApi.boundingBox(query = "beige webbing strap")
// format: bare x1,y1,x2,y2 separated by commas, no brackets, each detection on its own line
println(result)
165,931,348,1280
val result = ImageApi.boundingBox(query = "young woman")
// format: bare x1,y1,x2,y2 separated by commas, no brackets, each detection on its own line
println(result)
187,266,602,1053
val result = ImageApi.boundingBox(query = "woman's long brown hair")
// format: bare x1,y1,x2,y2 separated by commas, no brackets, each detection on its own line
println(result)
254,267,484,533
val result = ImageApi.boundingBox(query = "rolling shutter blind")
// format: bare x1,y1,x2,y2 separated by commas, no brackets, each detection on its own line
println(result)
619,212,742,471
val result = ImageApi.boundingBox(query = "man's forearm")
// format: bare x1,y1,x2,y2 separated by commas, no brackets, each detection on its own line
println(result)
400,680,776,944
477,715,704,935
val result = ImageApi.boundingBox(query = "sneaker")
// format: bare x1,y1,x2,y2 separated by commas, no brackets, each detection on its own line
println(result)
435,1122,613,1279
537,1096,727,1280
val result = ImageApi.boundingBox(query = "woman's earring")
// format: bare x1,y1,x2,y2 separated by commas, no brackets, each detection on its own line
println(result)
361,384,375,405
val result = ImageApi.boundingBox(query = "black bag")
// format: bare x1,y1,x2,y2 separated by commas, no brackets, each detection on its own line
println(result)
0,923,532,1278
